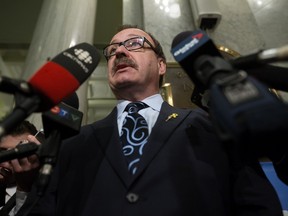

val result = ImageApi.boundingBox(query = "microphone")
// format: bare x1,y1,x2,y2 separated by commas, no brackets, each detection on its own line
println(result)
171,30,224,110
0,142,39,163
61,90,79,109
171,30,288,94
0,42,101,138
41,92,83,140
232,45,288,68
0,93,82,163
0,76,30,95
171,30,288,165
231,45,288,92
233,63,288,92
171,30,223,93
37,92,83,196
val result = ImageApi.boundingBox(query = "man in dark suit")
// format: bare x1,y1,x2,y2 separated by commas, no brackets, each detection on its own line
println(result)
17,25,283,216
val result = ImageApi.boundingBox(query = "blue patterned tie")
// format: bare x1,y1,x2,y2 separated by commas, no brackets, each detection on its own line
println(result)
120,102,149,174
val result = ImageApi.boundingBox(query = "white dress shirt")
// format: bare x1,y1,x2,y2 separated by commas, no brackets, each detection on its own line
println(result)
117,94,164,135
0,186,27,216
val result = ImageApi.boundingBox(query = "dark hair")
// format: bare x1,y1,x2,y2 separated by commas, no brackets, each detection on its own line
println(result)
115,24,166,87
10,120,38,136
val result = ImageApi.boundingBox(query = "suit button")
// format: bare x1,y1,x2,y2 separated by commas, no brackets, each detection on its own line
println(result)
126,192,139,203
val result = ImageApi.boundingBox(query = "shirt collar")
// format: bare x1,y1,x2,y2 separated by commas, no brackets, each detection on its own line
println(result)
117,94,163,119
6,186,16,197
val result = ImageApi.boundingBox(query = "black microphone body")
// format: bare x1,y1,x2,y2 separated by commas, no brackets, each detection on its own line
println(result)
171,30,288,144
192,55,288,146
0,76,32,95
171,30,288,184
171,30,288,93
41,100,83,140
0,143,39,163
234,64,288,92
230,45,288,92
171,30,223,93
36,93,83,196
231,44,288,68
205,57,288,184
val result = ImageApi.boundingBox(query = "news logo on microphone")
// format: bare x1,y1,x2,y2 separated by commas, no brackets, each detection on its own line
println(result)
172,31,207,61
49,103,82,125
42,101,83,139
171,30,224,107
61,44,95,75
171,30,220,62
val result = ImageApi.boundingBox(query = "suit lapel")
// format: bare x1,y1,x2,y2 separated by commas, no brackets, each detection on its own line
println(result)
93,108,131,187
133,102,192,180
91,103,192,186
0,193,16,215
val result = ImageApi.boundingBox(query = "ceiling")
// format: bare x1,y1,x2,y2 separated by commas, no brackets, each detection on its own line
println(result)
0,0,122,53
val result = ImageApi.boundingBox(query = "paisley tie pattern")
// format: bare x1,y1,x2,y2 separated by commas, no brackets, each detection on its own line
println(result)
120,102,149,174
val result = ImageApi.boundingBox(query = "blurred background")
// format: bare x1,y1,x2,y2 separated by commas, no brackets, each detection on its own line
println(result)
1,1,288,213
0,0,287,128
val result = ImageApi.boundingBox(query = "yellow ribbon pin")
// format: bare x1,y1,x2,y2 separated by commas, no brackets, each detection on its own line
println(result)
165,113,178,122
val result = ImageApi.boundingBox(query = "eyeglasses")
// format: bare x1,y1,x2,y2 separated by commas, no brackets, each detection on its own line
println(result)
103,36,158,60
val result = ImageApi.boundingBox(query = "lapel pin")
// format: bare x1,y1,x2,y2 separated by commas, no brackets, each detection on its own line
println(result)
165,113,178,122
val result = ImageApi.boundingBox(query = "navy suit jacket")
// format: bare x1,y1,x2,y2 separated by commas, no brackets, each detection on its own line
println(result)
17,102,283,216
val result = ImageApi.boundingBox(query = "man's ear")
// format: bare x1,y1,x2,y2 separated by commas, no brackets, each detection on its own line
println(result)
158,59,166,76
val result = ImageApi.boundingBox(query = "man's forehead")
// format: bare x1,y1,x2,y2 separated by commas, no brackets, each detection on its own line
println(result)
111,28,151,43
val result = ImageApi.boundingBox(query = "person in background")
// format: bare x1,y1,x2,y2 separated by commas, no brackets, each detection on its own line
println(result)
0,120,43,215
17,25,283,216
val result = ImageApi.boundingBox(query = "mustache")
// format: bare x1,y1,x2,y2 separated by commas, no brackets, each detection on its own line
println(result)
112,57,138,72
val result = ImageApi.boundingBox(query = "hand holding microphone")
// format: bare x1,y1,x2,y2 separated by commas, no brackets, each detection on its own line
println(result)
11,134,42,192
0,92,84,195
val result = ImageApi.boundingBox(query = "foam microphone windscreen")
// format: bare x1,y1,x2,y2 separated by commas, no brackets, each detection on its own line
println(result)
28,42,100,111
62,92,79,110
171,30,222,92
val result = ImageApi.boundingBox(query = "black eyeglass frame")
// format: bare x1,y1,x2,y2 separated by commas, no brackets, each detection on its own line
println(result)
103,36,158,60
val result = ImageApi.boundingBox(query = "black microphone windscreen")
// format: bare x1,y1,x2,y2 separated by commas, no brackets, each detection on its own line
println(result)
62,92,79,110
28,42,101,111
171,31,193,48
171,30,223,91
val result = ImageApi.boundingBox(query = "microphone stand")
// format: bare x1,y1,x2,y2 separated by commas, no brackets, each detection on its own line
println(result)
0,93,41,139
0,76,31,95
36,129,61,197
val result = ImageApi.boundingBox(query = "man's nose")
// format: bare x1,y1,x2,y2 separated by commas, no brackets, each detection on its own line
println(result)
115,45,129,57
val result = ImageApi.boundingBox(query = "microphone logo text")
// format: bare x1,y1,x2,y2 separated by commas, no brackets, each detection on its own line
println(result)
63,48,93,73
173,33,203,57
50,106,81,122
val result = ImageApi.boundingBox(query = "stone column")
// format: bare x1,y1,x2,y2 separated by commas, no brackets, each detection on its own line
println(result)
123,0,144,28
21,0,98,129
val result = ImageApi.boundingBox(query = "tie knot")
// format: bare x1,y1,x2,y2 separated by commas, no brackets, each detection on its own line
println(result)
125,102,148,114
